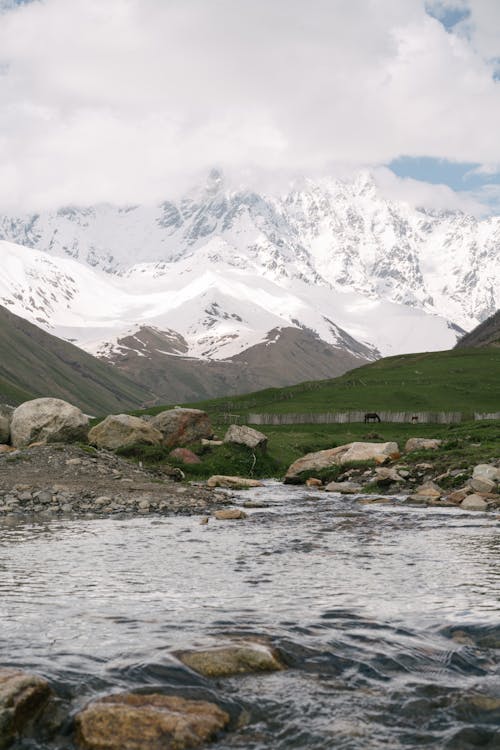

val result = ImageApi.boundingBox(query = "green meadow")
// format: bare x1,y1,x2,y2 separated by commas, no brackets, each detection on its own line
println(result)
128,347,500,480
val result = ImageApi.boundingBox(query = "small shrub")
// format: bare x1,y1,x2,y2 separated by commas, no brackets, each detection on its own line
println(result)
115,443,171,462
115,441,281,480
168,443,282,480
78,443,98,455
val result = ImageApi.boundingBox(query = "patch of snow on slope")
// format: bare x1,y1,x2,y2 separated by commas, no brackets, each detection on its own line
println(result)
0,239,462,361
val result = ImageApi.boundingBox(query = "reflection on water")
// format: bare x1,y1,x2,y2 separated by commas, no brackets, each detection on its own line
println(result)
1,483,499,749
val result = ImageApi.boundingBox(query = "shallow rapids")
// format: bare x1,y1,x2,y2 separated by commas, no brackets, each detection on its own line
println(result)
1,483,499,749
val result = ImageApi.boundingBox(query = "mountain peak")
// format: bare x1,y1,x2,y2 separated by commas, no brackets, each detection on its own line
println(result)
206,168,224,195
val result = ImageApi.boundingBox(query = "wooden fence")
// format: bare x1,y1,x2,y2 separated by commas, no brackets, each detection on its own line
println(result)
247,410,500,426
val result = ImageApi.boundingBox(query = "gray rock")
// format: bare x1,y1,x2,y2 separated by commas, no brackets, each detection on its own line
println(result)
472,464,500,483
461,494,488,511
469,477,496,494
224,424,268,452
10,398,89,448
375,467,405,484
413,480,442,498
405,438,442,452
324,481,362,494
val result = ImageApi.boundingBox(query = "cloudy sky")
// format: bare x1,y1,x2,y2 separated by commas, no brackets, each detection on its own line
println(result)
1,0,500,213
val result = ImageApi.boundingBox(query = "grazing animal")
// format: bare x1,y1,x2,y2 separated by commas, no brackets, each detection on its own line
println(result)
364,412,381,423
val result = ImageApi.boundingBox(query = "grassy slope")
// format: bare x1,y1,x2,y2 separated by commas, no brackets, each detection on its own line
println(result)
119,419,500,482
127,347,500,480
0,304,152,414
455,309,500,348
135,348,500,419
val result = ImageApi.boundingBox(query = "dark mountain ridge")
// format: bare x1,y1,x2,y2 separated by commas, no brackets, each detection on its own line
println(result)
0,304,152,413
455,309,500,349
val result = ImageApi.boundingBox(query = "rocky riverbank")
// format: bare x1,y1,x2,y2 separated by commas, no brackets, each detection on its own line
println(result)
1,398,499,517
0,443,231,518
0,642,285,750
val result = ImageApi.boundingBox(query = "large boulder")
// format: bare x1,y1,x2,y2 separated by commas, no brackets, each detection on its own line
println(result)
285,442,400,482
0,668,52,749
10,398,89,448
152,408,213,448
88,414,162,450
75,693,229,750
223,424,267,452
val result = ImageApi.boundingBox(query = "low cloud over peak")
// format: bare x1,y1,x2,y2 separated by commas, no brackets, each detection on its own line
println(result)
0,0,499,211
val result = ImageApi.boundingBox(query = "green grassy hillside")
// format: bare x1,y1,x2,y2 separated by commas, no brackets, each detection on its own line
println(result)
0,304,152,414
122,347,500,481
136,348,500,420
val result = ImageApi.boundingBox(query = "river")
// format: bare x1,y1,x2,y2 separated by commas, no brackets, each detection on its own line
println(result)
1,483,499,749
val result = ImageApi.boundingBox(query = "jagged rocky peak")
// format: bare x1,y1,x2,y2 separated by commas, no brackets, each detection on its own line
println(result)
0,170,498,353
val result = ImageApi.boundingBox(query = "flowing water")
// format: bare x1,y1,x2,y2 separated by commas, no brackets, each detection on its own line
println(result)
1,483,499,749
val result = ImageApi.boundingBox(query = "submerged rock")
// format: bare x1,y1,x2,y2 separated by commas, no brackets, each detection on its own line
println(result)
152,408,213,448
213,508,248,520
0,668,52,749
10,398,89,449
75,693,229,750
207,476,263,489
223,425,267,452
324,481,361,494
176,643,284,678
88,414,163,451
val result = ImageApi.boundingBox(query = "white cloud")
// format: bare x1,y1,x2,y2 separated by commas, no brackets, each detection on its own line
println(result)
0,0,500,210
372,166,491,215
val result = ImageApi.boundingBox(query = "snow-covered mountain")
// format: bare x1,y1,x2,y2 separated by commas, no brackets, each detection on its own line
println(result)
1,170,496,400
0,238,461,365
1,171,498,333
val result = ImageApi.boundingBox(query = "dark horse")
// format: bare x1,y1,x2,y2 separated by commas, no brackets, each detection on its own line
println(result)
364,412,381,423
